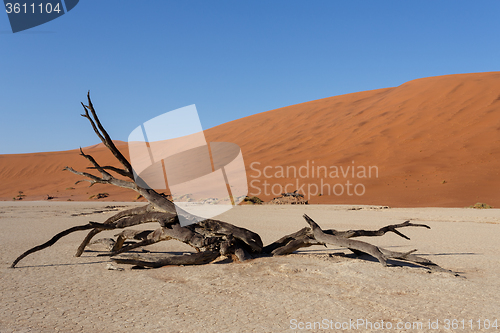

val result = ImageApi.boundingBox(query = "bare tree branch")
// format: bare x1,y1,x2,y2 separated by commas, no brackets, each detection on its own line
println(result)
75,204,155,257
11,223,97,268
81,91,133,179
329,220,431,240
87,165,133,178
78,147,112,180
64,166,136,190
111,251,220,268
303,214,387,266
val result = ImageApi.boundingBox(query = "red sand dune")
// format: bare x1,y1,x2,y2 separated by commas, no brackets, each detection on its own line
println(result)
0,142,142,202
1,72,500,207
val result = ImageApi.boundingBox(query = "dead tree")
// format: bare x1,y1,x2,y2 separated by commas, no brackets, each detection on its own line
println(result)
10,93,455,275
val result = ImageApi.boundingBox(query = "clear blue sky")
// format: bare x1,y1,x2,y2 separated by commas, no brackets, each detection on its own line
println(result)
1,1,499,154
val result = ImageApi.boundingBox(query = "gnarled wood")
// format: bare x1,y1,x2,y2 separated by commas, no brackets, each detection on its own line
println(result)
10,92,455,276
303,214,387,266
111,251,220,268
112,229,154,252
11,222,97,268
75,204,154,256
329,220,430,240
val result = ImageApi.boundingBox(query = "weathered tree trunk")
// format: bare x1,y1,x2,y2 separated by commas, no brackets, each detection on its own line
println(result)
111,252,221,268
10,92,456,276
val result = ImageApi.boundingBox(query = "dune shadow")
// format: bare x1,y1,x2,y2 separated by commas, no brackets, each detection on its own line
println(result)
294,248,470,274
11,260,110,269
417,252,478,256
340,253,435,270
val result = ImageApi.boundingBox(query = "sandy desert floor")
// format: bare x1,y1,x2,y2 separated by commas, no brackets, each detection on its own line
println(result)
1,202,499,332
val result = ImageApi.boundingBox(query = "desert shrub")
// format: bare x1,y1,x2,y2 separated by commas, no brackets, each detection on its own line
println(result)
469,202,493,209
243,196,263,204
13,191,26,201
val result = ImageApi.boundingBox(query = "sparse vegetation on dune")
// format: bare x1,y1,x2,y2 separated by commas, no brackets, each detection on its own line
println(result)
469,202,493,209
89,192,109,200
12,191,25,201
242,196,263,205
